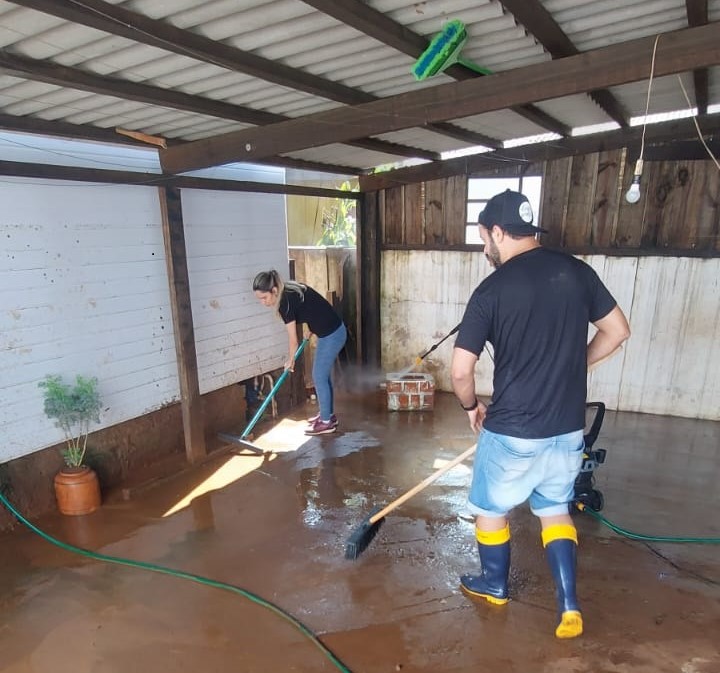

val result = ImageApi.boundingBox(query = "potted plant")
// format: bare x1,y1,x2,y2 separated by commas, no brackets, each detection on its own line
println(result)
39,374,103,515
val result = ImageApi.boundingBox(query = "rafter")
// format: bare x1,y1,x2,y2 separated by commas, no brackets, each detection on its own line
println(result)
301,0,570,136
0,159,362,197
359,114,720,191
0,49,437,163
4,0,495,151
159,24,720,174
686,0,709,114
0,113,157,147
0,113,361,175
498,0,628,127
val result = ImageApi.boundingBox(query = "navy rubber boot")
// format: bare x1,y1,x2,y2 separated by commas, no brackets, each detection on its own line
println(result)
460,525,510,605
543,526,583,638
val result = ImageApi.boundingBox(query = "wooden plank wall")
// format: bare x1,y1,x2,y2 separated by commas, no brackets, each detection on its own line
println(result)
540,152,720,254
288,246,357,385
378,156,719,255
373,154,720,420
381,175,468,247
381,249,720,420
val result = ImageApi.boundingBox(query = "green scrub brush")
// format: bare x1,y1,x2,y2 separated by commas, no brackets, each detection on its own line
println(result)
413,19,493,80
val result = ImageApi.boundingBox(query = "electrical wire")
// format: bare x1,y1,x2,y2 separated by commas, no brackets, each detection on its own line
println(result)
0,491,353,673
638,34,661,164
577,503,720,544
675,76,720,171
0,134,160,169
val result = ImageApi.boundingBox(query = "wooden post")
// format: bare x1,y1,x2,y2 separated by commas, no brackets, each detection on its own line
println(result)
358,191,381,367
158,186,206,464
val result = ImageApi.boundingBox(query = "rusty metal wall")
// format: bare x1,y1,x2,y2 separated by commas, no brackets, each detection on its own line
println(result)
381,250,720,420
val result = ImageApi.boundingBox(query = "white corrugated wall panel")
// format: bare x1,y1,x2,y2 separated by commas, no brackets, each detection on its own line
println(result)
381,250,720,420
583,256,638,408
0,178,179,463
618,257,720,418
182,188,289,394
0,168,290,463
381,250,495,393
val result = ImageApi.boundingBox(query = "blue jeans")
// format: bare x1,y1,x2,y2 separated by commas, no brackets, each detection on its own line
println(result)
312,323,346,420
468,428,585,518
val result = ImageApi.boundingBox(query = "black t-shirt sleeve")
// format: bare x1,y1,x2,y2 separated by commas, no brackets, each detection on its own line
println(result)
454,286,492,356
586,267,617,323
277,285,341,337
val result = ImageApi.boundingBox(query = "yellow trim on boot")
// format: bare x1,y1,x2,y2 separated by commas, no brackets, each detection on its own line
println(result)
555,610,583,639
542,524,578,547
460,584,509,605
476,524,510,546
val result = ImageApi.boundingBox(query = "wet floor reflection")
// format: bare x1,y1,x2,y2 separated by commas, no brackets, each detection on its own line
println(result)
1,390,719,673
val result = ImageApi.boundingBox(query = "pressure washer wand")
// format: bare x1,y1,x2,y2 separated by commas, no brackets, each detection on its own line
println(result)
415,324,460,365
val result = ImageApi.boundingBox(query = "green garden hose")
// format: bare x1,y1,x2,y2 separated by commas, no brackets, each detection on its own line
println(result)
0,491,353,673
577,502,720,543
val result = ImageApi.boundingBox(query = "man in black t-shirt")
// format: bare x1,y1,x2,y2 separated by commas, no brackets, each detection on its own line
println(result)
451,190,630,639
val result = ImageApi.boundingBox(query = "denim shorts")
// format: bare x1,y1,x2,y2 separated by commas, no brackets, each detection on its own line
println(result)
468,427,585,518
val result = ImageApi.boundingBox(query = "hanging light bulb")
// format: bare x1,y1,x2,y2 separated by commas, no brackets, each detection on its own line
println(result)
625,159,644,204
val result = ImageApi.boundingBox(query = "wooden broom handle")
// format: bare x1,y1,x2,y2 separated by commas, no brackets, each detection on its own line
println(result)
369,346,623,525
369,445,477,524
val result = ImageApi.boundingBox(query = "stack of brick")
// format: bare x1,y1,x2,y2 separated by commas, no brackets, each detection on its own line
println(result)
385,373,435,411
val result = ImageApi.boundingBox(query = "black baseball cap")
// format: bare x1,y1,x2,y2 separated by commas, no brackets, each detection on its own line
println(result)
478,189,548,236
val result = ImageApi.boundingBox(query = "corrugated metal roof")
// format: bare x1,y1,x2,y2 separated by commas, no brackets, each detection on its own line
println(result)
0,0,718,174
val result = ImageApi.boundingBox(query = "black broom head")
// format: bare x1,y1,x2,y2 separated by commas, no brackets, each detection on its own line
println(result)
344,507,384,560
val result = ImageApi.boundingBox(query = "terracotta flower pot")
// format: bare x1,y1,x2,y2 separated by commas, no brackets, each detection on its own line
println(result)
54,466,101,516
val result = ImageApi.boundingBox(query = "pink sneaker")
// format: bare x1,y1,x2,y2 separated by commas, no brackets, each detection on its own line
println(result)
307,413,337,426
305,418,337,435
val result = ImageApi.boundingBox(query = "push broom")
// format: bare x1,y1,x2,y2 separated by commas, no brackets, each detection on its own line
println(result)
218,338,309,453
345,345,625,560
412,19,492,81
345,445,476,560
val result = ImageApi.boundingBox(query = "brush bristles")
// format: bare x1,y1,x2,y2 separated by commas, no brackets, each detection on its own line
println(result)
413,19,467,80
345,511,385,560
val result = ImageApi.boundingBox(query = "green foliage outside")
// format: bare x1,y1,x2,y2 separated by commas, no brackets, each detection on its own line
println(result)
39,375,102,468
317,181,357,247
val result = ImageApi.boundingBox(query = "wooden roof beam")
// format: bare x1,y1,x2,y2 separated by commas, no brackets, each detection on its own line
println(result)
159,24,720,174
686,0,709,114
0,112,159,147
358,114,720,190
5,0,494,151
0,49,436,164
0,159,363,198
0,112,361,175
300,0,568,136
498,0,628,128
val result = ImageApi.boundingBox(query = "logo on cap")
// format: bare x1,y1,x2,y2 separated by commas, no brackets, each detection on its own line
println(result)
519,201,533,223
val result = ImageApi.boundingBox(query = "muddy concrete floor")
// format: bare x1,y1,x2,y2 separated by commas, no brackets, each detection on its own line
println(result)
1,390,719,673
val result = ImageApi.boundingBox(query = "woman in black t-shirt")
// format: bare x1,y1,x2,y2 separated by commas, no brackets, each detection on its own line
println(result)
253,270,347,435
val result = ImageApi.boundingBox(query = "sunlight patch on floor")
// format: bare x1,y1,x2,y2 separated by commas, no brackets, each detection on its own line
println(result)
163,419,314,517
162,453,272,517
247,418,314,454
